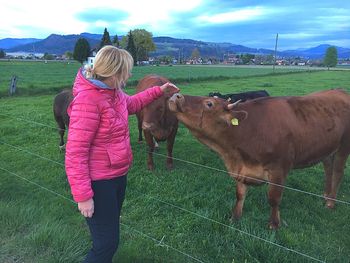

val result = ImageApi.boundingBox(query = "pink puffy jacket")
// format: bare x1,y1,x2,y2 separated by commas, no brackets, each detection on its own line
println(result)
65,68,163,202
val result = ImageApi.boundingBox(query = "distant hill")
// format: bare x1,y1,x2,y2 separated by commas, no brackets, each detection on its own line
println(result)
283,44,350,59
6,34,100,54
151,36,278,58
2,33,350,59
0,38,41,49
80,32,103,40
152,37,350,59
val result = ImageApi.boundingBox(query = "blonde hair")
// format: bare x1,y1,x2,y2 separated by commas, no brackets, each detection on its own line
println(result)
86,45,133,88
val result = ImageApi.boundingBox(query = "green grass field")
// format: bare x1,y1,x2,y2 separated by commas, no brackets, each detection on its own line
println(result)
1,67,350,262
0,60,322,97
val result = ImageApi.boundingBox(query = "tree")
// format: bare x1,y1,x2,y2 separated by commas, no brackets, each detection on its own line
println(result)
100,28,112,49
324,46,338,69
73,38,91,64
265,54,274,65
64,51,73,60
43,53,54,60
126,31,137,66
241,53,255,64
159,55,172,64
191,48,200,59
0,49,5,58
112,34,119,47
121,29,156,63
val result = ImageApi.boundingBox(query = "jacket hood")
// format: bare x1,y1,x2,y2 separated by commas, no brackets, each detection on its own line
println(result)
72,68,113,97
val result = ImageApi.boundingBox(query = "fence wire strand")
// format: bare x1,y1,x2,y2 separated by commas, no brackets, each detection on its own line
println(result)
0,166,205,263
143,147,350,206
0,141,327,262
1,111,349,205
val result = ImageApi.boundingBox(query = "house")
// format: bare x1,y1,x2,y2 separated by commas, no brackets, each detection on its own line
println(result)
86,56,95,68
85,49,97,68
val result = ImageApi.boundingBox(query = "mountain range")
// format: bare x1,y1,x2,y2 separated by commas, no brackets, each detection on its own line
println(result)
1,33,349,59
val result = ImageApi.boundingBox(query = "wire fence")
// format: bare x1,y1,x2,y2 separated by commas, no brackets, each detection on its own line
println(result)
1,110,349,262
0,140,330,262
0,166,205,263
0,112,349,206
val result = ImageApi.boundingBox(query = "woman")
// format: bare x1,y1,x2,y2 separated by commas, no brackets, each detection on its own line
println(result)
65,45,179,262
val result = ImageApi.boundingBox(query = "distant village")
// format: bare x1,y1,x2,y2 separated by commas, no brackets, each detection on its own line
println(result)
2,51,350,67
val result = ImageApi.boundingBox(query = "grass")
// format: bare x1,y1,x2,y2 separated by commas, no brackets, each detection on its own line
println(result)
0,60,325,97
0,69,350,262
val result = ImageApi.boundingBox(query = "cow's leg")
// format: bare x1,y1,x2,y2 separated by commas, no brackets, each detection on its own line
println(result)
231,182,247,221
56,118,66,151
136,113,143,143
144,130,155,170
322,155,334,201
166,127,178,170
154,139,159,149
267,172,286,229
325,152,349,209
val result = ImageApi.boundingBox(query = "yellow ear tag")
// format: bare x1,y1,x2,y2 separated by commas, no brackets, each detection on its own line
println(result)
231,118,239,126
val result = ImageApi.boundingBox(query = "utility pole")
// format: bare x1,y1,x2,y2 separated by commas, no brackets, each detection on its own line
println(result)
273,33,279,73
32,43,36,60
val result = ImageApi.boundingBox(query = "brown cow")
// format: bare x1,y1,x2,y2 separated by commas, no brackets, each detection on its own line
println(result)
168,89,350,229
136,75,178,170
53,89,73,150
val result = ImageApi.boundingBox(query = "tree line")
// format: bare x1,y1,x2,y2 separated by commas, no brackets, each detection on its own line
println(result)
0,29,339,68
73,28,155,66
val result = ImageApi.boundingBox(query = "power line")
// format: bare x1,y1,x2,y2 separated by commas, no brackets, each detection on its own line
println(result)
147,148,350,206
0,166,205,263
1,113,349,206
0,142,329,262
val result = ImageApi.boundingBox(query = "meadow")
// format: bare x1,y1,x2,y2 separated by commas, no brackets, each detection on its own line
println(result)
1,63,350,263
0,60,318,97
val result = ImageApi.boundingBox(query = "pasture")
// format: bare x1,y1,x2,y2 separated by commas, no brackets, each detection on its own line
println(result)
0,60,319,97
1,64,350,262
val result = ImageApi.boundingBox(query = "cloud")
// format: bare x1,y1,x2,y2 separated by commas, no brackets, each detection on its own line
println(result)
0,0,349,50
73,0,203,37
195,7,270,24
76,8,129,23
280,33,324,40
1,1,86,38
164,2,350,49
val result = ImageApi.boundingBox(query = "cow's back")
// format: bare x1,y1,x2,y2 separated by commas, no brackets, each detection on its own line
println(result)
288,89,350,166
236,89,350,168
136,74,169,93
53,89,73,125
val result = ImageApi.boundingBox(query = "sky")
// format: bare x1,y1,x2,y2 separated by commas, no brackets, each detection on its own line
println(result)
1,0,350,50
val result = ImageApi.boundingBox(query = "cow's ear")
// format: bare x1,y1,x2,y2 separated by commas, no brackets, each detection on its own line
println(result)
221,110,248,126
225,99,241,110
232,110,248,121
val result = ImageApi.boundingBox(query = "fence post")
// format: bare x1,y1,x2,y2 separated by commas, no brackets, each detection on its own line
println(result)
9,75,18,96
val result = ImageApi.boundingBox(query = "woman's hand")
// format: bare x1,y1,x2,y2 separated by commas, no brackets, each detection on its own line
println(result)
78,198,94,218
160,82,180,96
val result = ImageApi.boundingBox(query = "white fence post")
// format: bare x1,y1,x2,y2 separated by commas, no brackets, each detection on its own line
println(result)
9,75,18,96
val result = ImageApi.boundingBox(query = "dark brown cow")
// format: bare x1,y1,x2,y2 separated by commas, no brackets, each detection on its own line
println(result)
53,89,73,150
136,75,178,170
168,89,350,229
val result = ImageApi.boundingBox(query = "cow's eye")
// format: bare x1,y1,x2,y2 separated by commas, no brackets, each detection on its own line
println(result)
206,101,213,107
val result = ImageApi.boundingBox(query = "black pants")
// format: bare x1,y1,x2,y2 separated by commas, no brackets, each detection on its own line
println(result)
83,175,127,263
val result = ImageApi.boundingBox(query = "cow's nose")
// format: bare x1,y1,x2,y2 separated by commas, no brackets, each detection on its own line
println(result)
172,93,183,100
142,121,154,131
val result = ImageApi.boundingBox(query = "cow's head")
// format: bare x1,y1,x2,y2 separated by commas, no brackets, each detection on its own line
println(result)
138,75,177,136
142,95,170,131
168,93,247,137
